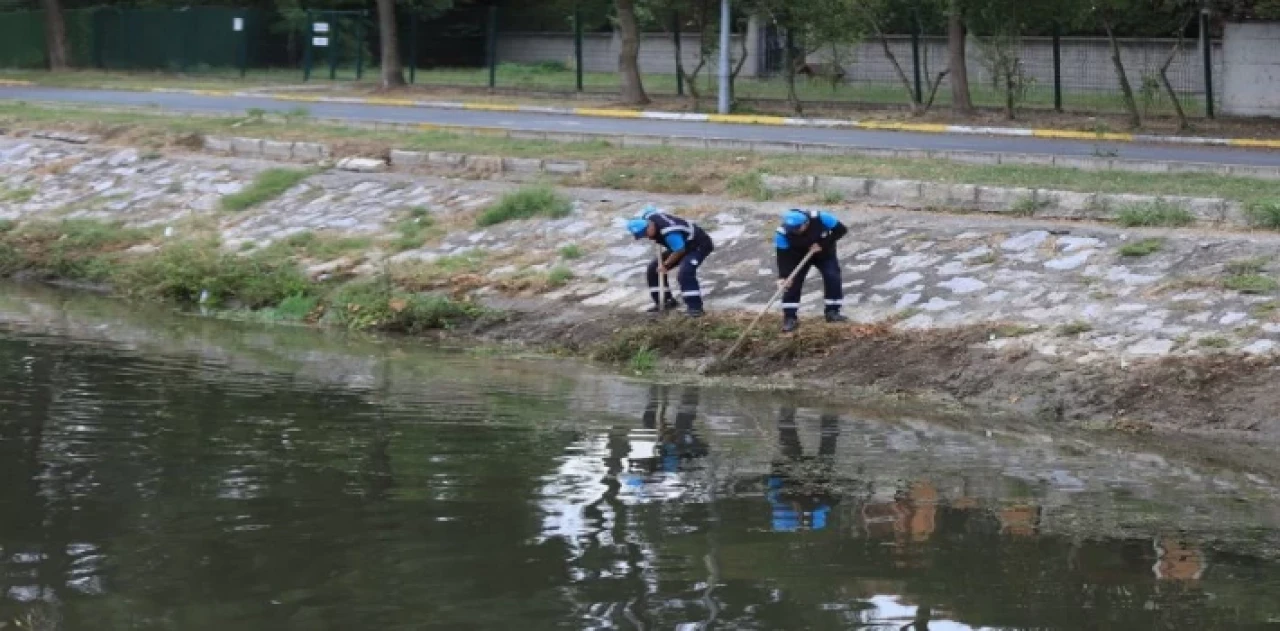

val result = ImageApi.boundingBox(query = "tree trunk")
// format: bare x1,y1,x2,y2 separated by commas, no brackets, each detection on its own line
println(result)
948,0,974,115
40,0,68,71
376,0,406,88
783,28,801,114
1102,18,1141,129
854,3,921,115
1158,14,1195,130
616,0,650,105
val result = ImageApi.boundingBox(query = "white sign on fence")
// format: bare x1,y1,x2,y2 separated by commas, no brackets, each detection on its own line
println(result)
312,36,330,47
314,22,330,33
232,17,244,32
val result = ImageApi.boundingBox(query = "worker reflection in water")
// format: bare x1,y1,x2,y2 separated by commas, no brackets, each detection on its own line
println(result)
622,386,709,486
767,405,840,532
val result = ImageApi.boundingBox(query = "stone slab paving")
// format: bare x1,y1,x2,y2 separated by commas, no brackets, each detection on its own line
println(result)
6,138,1280,364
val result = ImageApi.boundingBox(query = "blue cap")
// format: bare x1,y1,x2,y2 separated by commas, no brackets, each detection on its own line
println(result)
626,218,649,239
639,205,660,219
781,209,809,233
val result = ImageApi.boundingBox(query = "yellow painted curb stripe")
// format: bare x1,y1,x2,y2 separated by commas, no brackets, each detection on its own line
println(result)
1032,129,1134,142
463,103,521,112
0,79,33,86
362,97,417,107
275,95,322,103
706,114,789,125
574,108,642,118
1228,138,1280,149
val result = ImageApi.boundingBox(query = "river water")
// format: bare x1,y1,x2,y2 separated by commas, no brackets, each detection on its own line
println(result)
2,285,1280,630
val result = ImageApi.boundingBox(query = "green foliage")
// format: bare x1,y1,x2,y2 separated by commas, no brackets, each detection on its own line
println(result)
393,207,435,252
726,171,771,201
220,168,312,211
328,280,480,332
821,190,845,204
0,187,35,203
1118,238,1164,257
1225,257,1268,275
1245,198,1280,230
558,244,584,260
1197,335,1231,349
273,294,320,321
0,219,14,233
1223,274,1278,294
1057,321,1094,336
1115,202,1194,227
628,345,658,374
116,240,311,308
273,230,373,260
1009,195,1048,217
476,185,572,227
0,219,150,280
547,266,574,288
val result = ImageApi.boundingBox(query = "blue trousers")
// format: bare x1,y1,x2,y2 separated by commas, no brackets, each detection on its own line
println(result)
647,247,711,311
780,254,843,318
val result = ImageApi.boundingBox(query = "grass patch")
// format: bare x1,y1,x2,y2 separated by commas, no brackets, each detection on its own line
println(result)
1225,257,1268,275
1118,238,1164,257
1057,321,1094,336
476,184,571,227
1245,198,1280,230
1252,301,1279,318
546,266,574,288
993,323,1039,338
272,294,320,321
392,207,436,252
0,219,15,233
558,244,585,260
628,345,658,374
821,190,846,204
1223,274,1278,294
726,171,772,201
1197,336,1231,349
1115,202,1194,228
116,239,311,308
390,249,488,289
1009,195,1048,217
271,231,373,260
220,168,312,211
0,219,151,280
328,279,481,332
0,187,35,203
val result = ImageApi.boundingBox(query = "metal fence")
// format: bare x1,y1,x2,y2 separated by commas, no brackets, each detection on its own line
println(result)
0,5,1221,118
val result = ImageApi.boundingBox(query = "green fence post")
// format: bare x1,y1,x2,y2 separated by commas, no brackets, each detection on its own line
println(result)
486,5,498,89
409,12,418,84
355,11,365,81
303,10,313,81
328,14,338,81
1052,22,1062,112
673,11,683,96
911,29,922,104
1202,8,1215,119
575,7,584,92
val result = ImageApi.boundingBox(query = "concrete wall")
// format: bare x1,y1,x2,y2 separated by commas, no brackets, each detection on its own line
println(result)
497,32,754,77
497,32,1223,96
1222,22,1280,117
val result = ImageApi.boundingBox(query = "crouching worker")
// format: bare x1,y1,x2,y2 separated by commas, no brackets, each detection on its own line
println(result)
776,209,849,332
626,210,715,318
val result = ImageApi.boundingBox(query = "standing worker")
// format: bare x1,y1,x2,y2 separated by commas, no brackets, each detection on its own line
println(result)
775,209,849,332
626,209,715,318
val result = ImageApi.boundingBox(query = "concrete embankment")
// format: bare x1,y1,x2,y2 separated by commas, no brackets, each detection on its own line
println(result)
5,135,1280,437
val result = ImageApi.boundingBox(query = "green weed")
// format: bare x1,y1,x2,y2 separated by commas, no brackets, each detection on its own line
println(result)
220,168,312,211
115,240,311,308
1057,321,1094,336
1245,198,1280,229
1226,257,1269,276
273,294,319,321
392,208,435,252
1115,202,1194,228
476,184,572,227
1009,195,1048,217
821,190,846,204
1,187,36,203
328,279,480,332
558,244,584,259
547,266,574,288
628,345,658,373
1224,274,1278,294
726,171,771,201
1118,238,1164,257
1197,336,1231,349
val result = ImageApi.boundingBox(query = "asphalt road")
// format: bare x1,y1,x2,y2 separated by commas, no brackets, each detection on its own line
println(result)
5,86,1280,167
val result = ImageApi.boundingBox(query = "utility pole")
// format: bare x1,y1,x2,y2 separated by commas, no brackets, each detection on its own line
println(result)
718,0,730,114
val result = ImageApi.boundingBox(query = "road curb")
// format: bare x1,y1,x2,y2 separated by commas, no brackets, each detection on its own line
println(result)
197,88,1280,151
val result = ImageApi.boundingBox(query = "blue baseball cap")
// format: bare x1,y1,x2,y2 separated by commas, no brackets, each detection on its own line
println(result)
781,209,809,233
638,205,660,219
626,218,649,239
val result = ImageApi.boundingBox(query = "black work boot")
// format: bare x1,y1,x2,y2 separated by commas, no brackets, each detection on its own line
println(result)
781,316,799,333
646,298,681,313
824,310,848,323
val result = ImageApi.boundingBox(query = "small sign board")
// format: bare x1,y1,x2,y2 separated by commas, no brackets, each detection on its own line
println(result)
313,22,330,33
232,17,244,31
312,36,330,47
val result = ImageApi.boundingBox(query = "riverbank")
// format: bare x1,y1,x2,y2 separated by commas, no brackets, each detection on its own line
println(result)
6,131,1280,454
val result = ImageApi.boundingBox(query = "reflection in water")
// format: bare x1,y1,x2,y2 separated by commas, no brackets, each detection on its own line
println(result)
1,289,1280,629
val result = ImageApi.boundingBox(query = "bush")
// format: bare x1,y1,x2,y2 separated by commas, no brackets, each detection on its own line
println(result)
1115,202,1194,228
329,280,481,332
547,266,574,288
0,219,150,280
1118,238,1163,257
221,168,312,211
476,185,572,227
726,171,771,201
558,244,584,259
1246,198,1280,230
116,240,311,308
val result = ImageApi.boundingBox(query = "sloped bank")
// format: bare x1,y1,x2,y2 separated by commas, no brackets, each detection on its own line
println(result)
5,137,1280,447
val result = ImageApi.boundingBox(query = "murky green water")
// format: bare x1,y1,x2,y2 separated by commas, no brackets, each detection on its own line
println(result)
3,286,1280,630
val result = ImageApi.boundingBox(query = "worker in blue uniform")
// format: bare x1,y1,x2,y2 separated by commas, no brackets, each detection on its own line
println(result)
775,209,849,333
626,210,715,318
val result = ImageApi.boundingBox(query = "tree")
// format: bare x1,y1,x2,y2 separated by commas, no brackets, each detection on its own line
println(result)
375,0,406,88
947,0,974,114
616,0,651,104
41,0,69,71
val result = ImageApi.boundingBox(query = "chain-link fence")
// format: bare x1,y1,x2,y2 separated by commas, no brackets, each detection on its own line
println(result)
0,5,1222,119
